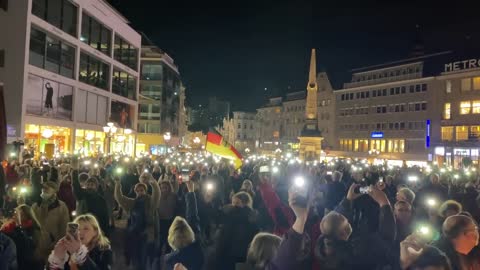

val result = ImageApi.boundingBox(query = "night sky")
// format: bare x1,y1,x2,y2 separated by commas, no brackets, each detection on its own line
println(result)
108,0,480,111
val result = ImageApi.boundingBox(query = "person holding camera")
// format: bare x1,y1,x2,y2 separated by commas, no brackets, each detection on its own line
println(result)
47,214,112,270
312,183,396,269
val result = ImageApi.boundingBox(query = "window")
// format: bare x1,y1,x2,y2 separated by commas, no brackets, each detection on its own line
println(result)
356,92,360,99
114,35,138,70
81,12,111,56
238,124,241,129
29,28,75,78
421,102,427,111
400,122,405,129
382,89,387,96
474,77,480,90
365,91,369,98
341,94,345,101
112,69,136,100
409,85,414,93
421,84,427,92
446,80,452,93
349,93,353,100
471,126,480,139
79,52,109,90
461,78,471,91
473,101,480,114
444,103,451,119
395,87,400,95
456,126,469,141
415,103,420,111
460,101,471,115
372,91,377,97
390,88,394,95
401,86,406,94
0,49,4,67
31,0,77,37
415,85,421,92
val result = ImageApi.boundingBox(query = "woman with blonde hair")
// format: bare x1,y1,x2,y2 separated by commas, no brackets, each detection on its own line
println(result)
156,181,204,270
47,214,113,270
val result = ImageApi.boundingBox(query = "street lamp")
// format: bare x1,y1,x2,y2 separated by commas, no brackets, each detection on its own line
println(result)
103,122,117,154
193,136,201,144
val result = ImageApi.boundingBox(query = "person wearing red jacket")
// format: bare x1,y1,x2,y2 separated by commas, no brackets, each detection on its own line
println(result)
257,166,295,237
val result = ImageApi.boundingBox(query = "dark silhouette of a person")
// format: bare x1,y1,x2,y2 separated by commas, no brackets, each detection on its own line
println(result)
44,82,54,110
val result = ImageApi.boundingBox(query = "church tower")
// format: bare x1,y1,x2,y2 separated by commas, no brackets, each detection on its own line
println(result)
298,49,323,161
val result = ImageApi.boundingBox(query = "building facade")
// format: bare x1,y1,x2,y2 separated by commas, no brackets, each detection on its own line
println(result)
0,0,140,157
281,91,305,147
316,72,336,150
136,36,186,155
256,97,283,153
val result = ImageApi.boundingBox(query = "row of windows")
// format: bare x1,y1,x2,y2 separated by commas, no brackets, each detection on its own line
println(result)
339,102,427,116
112,69,136,100
138,104,160,120
79,52,109,90
461,77,480,91
441,126,480,141
32,0,77,37
352,66,420,82
339,139,406,153
340,84,427,101
459,101,480,115
237,124,254,129
339,121,426,131
29,27,75,78
32,0,139,71
286,105,305,112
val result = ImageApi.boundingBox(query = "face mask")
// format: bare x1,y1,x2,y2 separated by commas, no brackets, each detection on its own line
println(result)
40,192,53,200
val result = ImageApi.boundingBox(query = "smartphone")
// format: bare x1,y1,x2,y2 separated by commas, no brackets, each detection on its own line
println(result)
293,176,309,207
66,222,79,240
326,171,333,175
379,176,384,182
359,186,370,194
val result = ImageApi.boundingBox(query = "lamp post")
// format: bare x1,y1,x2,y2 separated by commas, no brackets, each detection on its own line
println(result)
103,122,117,154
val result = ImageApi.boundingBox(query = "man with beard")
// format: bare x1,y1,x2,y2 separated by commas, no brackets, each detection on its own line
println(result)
71,164,110,235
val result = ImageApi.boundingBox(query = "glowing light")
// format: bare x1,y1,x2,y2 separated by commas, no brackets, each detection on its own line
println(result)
294,176,305,187
272,167,279,174
454,174,459,179
408,175,419,182
426,198,437,207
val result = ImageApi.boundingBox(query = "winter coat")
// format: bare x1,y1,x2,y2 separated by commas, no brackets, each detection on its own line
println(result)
32,198,69,248
1,222,45,270
0,232,17,270
258,182,295,236
157,186,177,220
72,171,109,234
57,181,76,213
324,181,346,211
314,198,396,270
114,180,160,241
215,206,259,270
48,245,113,270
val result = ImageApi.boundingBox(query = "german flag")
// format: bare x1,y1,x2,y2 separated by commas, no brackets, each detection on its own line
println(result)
205,131,243,169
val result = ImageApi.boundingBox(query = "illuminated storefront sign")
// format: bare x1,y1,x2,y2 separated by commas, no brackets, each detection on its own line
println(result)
444,59,480,72
371,132,384,138
425,120,431,148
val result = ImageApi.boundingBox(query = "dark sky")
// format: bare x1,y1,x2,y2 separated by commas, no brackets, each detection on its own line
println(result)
107,0,480,111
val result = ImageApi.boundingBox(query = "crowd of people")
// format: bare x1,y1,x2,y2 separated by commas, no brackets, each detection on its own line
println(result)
0,151,479,270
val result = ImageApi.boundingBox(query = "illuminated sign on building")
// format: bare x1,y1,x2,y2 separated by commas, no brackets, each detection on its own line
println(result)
371,132,384,138
444,59,480,72
425,120,431,148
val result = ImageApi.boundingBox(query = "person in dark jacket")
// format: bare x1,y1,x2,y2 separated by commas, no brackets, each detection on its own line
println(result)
47,214,113,270
434,215,479,270
0,204,47,270
71,170,109,236
214,191,260,270
312,183,396,270
0,231,17,270
235,189,309,270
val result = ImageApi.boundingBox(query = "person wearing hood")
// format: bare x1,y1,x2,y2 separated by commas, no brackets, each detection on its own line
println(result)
57,174,76,215
115,172,160,270
214,191,259,270
32,181,70,254
71,169,109,236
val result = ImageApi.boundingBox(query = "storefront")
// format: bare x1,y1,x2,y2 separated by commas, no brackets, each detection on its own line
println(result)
74,129,106,156
24,124,72,158
433,146,480,168
136,133,166,156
